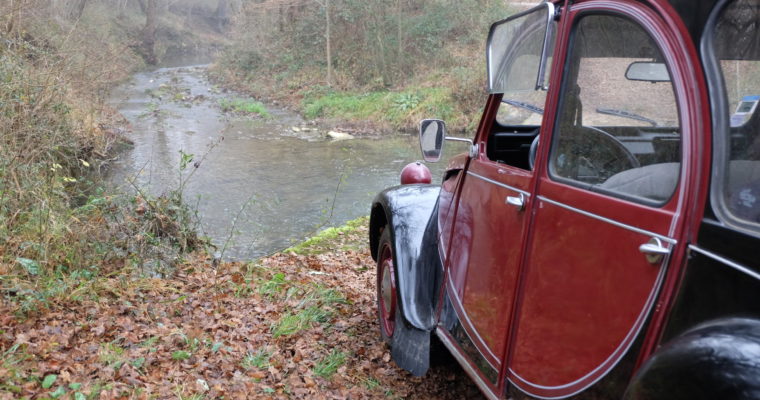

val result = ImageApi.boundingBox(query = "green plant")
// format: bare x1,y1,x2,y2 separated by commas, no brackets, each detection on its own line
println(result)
299,285,347,308
258,272,287,298
172,350,191,361
98,342,128,369
393,92,421,111
272,306,332,337
1,344,30,394
140,336,160,350
363,377,380,390
218,98,270,117
241,348,272,370
313,350,346,380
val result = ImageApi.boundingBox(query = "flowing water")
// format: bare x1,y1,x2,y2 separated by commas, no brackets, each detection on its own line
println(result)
108,65,456,260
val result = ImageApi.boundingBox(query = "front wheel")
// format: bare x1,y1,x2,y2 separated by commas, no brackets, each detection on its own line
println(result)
377,227,398,341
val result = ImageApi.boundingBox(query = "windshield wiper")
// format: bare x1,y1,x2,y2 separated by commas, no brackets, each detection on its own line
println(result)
503,99,544,115
596,108,657,127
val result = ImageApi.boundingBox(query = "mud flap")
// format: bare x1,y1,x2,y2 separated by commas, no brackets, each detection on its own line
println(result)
390,310,431,377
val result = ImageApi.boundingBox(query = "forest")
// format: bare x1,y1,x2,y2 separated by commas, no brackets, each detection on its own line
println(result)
217,0,515,132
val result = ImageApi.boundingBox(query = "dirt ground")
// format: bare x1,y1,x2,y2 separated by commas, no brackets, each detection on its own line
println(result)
0,223,484,399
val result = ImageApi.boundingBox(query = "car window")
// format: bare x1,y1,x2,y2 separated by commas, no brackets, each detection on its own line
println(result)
548,14,681,204
708,0,760,232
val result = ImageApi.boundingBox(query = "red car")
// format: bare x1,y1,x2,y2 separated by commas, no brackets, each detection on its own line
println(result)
370,0,760,399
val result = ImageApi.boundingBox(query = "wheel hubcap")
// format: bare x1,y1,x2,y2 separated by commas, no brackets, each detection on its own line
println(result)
378,244,396,337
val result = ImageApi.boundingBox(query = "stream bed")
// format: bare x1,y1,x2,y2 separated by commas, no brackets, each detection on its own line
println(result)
108,65,453,260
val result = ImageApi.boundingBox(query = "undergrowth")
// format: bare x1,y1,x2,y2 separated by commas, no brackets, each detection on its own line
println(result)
0,7,208,317
300,88,459,131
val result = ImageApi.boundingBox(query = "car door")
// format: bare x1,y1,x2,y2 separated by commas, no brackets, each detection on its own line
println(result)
508,3,692,398
441,3,556,386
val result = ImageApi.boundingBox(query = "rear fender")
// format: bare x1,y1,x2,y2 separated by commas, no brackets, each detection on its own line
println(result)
625,318,760,400
369,184,442,331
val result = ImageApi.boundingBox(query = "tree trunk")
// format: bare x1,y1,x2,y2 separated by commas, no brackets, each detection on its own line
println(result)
215,0,229,32
397,0,402,77
141,0,158,65
325,0,332,86
6,0,17,35
72,0,88,20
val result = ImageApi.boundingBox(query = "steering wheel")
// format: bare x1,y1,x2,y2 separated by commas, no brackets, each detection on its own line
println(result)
529,134,540,170
530,126,639,182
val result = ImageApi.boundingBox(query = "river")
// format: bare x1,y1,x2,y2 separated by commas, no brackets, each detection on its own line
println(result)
108,64,457,260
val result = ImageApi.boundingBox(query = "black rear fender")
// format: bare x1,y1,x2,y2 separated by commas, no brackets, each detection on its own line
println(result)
369,184,443,331
625,318,760,400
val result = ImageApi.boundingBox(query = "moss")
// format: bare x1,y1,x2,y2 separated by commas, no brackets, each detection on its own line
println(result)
286,216,368,255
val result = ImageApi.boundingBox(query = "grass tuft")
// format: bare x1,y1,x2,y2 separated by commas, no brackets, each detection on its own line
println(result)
271,306,332,337
313,350,346,380
241,348,272,370
219,98,271,117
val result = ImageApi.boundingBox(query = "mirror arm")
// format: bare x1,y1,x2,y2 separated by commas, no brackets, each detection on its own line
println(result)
445,137,478,159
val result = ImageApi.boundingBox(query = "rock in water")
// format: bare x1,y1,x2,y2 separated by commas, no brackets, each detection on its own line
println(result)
327,130,355,141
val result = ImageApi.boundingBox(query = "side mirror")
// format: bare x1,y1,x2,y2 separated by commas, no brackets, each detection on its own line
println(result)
420,119,446,163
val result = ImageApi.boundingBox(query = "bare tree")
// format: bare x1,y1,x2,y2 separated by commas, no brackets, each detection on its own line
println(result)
215,0,230,32
71,0,88,20
137,0,158,64
312,0,332,86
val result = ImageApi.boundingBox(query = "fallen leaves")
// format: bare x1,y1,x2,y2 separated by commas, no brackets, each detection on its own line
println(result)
0,222,482,399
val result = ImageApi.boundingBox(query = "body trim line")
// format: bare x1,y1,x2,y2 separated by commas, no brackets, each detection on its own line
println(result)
689,245,760,281
468,171,531,196
538,195,677,244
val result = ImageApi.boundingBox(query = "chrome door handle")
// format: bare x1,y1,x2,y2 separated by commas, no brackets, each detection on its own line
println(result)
639,237,670,264
505,193,526,211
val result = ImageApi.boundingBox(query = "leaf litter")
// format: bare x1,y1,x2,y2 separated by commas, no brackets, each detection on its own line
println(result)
0,221,483,399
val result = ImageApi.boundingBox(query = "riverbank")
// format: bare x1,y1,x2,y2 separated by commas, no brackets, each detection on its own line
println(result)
0,218,482,399
208,64,481,136
0,1,237,317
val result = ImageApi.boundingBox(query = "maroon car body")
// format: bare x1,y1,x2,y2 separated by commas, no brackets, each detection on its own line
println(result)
370,0,760,399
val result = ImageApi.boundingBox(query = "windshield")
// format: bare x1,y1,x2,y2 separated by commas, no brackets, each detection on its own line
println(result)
488,3,556,94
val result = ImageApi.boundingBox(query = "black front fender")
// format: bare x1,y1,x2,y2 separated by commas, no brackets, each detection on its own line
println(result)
625,318,760,400
369,184,442,331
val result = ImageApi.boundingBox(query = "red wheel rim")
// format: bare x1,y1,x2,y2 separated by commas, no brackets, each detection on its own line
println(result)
378,242,397,337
